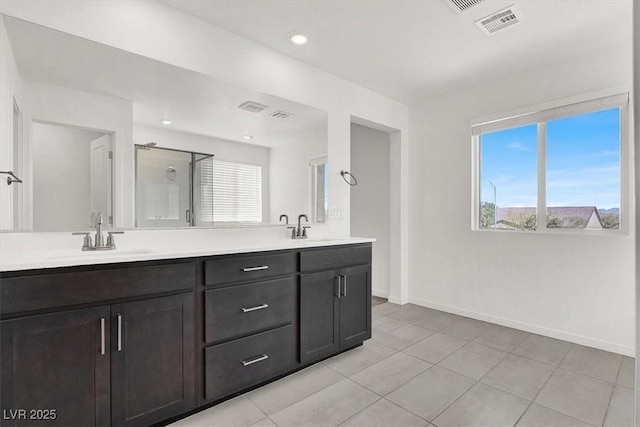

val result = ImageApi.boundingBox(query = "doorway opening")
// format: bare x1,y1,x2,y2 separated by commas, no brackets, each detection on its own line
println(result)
350,122,392,299
31,121,113,231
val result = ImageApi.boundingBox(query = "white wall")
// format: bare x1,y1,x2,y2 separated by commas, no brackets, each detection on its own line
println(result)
32,123,104,230
0,16,22,230
633,0,639,417
269,124,327,225
351,123,391,298
22,81,133,228
409,41,635,355
0,0,410,303
134,126,271,222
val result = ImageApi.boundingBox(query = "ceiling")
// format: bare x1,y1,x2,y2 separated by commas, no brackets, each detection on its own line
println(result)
161,0,633,104
3,15,327,148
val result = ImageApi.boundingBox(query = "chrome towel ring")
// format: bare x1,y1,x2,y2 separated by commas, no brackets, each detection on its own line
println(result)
340,170,358,186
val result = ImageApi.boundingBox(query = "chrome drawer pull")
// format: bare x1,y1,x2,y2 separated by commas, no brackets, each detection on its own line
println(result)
241,354,269,366
242,265,269,272
100,318,106,355
117,314,122,352
241,304,269,313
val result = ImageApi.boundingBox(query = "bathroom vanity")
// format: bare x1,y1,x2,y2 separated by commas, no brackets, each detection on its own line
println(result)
0,240,372,426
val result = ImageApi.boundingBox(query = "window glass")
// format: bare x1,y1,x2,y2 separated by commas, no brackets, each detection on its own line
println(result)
546,108,620,229
479,124,538,230
311,160,327,223
211,159,262,223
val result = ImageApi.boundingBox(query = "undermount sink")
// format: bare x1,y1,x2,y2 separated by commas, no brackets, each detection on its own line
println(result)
45,248,155,260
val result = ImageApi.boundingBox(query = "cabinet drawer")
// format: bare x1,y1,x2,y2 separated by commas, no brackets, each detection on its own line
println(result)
300,244,371,272
1,262,194,316
204,325,295,401
205,277,295,344
204,252,295,287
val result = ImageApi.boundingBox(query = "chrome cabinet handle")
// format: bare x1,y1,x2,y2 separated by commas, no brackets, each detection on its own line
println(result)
185,209,191,223
241,304,269,313
241,354,269,367
335,276,341,298
242,265,269,272
100,318,105,355
117,314,122,352
341,275,348,296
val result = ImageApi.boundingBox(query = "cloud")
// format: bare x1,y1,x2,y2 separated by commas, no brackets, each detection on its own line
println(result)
588,150,619,159
506,141,530,151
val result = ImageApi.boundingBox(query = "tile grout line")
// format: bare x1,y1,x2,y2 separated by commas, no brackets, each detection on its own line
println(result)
599,358,625,427
510,342,605,427
244,366,349,423
351,359,434,401
334,392,383,427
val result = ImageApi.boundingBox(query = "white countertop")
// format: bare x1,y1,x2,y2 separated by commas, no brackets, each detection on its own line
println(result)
0,229,374,272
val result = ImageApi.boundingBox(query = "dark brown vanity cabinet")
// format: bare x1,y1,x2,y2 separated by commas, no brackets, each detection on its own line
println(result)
111,293,194,426
0,262,195,427
202,251,297,402
299,245,372,363
1,306,112,427
0,243,372,426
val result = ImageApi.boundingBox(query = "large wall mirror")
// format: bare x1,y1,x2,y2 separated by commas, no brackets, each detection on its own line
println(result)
1,14,328,231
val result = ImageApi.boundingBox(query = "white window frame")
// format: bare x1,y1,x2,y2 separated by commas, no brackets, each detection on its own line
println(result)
471,90,631,235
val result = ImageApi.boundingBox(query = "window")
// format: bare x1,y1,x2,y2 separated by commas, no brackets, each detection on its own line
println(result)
473,93,628,233
200,158,263,224
310,157,328,223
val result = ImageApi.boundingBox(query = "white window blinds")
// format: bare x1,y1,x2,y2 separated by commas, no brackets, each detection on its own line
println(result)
199,159,262,223
310,157,327,223
471,93,629,136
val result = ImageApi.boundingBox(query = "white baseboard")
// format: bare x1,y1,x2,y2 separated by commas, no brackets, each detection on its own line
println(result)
372,289,389,299
409,296,635,357
387,295,407,305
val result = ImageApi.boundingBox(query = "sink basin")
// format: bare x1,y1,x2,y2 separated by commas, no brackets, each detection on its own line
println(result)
45,248,155,260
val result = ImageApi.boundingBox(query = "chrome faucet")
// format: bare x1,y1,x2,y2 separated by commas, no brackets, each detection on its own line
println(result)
288,214,310,239
94,213,105,248
279,214,289,225
72,213,124,251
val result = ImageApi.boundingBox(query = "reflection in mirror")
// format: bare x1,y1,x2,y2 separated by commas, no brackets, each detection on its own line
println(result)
135,146,192,228
32,122,112,231
310,157,328,224
136,145,266,228
0,14,328,231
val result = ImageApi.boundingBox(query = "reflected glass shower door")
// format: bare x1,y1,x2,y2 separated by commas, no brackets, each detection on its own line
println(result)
135,147,192,228
193,154,215,227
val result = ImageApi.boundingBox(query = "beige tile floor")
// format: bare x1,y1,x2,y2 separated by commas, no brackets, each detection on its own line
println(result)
171,302,635,427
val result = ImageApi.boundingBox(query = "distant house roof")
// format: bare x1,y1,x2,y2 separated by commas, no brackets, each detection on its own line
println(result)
495,206,603,229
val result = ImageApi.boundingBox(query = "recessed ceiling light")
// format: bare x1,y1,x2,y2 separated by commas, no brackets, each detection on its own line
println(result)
288,31,309,46
242,134,253,140
160,119,172,125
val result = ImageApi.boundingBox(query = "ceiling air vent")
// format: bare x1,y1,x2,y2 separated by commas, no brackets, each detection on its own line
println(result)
270,110,293,119
238,101,268,113
475,4,521,35
448,0,485,12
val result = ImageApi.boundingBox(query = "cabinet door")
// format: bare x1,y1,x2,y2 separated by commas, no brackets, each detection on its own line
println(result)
1,306,111,427
111,293,194,426
339,264,372,349
299,270,340,363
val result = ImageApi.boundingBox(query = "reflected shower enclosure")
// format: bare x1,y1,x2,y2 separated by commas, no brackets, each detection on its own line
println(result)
135,145,217,228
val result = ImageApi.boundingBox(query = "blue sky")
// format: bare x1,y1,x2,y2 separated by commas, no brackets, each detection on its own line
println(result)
480,108,620,210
